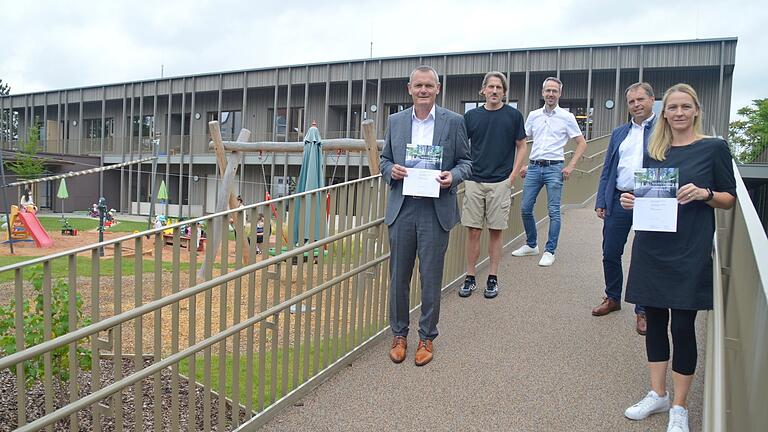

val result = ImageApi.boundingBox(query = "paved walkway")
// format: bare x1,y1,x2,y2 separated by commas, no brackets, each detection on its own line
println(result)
261,205,706,431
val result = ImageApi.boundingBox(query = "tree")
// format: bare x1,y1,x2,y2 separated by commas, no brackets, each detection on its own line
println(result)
729,98,768,163
0,78,14,142
5,120,46,182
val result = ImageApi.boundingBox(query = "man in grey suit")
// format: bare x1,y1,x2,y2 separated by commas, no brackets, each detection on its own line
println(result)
380,66,472,366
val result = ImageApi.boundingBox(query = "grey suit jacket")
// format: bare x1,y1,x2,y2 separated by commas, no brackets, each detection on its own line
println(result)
380,106,472,231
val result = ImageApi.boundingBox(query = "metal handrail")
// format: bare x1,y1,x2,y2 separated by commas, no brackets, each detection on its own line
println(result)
13,254,389,432
2,174,390,430
0,218,383,370
0,175,380,273
573,165,605,175
704,234,725,431
706,159,768,431
1,134,612,431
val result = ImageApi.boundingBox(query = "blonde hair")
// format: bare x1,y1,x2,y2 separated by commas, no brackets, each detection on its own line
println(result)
647,83,704,161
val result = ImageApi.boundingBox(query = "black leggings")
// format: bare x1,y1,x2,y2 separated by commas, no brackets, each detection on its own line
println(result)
644,306,698,375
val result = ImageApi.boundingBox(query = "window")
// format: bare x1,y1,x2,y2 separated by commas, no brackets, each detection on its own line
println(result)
84,118,114,139
0,109,19,140
267,108,304,139
263,108,288,136
383,104,412,116
207,111,242,140
276,109,286,135
464,102,481,113
127,115,154,137
652,100,663,117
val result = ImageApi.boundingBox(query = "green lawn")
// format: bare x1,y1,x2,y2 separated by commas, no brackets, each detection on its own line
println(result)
37,216,152,233
178,339,337,407
0,255,190,283
38,216,98,232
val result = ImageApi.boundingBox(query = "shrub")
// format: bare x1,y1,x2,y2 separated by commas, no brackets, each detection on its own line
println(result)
0,273,92,386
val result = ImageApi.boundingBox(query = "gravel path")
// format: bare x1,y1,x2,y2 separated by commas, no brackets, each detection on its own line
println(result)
0,357,247,431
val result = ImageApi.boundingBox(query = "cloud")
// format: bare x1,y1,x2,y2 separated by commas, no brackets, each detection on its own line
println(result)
1,0,766,118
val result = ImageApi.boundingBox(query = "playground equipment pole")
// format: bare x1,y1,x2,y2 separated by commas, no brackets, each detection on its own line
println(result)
0,149,15,253
98,197,106,257
146,138,160,231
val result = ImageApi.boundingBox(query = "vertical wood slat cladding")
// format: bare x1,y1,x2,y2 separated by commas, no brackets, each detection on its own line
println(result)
4,39,736,153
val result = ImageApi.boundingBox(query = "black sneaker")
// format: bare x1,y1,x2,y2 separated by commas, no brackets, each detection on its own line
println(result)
484,278,499,298
458,277,476,297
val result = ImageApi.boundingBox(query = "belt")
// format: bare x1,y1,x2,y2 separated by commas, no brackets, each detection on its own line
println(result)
615,188,633,193
530,160,563,166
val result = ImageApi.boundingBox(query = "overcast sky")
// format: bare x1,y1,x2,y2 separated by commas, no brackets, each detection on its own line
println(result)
1,0,765,119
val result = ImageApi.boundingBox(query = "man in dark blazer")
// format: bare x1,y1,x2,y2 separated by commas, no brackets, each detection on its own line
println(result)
593,82,656,335
380,65,472,366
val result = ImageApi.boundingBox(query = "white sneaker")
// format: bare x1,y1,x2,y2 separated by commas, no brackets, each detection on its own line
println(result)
667,405,689,432
624,390,670,420
512,244,539,256
538,251,556,267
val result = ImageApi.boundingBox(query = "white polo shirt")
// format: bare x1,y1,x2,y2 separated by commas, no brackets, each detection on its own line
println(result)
411,105,436,146
524,106,583,161
615,113,655,191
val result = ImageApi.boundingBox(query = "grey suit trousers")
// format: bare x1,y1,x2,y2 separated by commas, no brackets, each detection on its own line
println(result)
388,197,450,341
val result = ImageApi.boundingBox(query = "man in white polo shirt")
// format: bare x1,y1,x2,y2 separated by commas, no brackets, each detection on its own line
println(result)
512,77,587,266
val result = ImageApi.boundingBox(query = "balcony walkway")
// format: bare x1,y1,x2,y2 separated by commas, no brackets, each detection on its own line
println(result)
260,204,706,431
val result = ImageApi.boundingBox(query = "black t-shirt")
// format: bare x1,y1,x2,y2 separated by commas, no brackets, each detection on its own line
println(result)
464,104,527,183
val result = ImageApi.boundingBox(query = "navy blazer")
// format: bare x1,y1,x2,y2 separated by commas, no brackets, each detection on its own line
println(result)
596,117,655,216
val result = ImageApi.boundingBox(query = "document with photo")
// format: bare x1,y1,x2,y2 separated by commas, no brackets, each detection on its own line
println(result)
403,144,443,198
632,167,679,232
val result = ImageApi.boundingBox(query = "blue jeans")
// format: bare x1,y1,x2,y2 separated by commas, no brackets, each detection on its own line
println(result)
521,162,563,254
602,189,645,314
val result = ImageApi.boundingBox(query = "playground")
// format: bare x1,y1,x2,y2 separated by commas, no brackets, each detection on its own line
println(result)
0,120,390,432
0,212,153,257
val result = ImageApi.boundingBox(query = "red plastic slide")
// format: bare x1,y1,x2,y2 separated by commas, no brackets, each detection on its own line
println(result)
17,212,53,248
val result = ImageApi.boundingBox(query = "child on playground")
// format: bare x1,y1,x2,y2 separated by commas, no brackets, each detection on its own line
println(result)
153,215,165,230
256,213,265,255
19,189,36,212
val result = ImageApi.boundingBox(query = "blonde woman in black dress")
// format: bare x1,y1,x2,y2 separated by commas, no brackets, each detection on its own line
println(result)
619,83,736,432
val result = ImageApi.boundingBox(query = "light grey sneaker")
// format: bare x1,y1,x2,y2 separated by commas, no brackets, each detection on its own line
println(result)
538,251,556,267
624,390,670,420
667,405,689,432
512,244,539,257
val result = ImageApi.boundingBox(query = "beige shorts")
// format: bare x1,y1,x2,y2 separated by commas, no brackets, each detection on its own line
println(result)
461,180,513,230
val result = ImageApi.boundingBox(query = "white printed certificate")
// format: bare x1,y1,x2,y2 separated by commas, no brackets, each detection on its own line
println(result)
632,168,678,232
402,144,442,198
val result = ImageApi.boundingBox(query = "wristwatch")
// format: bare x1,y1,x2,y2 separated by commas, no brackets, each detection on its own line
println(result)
705,188,714,202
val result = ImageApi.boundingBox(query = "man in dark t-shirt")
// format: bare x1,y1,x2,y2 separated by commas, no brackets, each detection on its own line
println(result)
459,71,528,299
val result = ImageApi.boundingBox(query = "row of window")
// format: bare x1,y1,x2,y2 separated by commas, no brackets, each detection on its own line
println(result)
13,98,663,143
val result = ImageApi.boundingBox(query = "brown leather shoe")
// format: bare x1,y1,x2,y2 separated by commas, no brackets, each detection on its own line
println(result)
389,336,407,363
414,339,433,366
592,297,621,316
636,313,647,336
